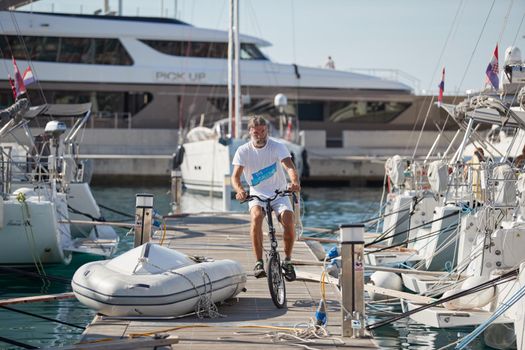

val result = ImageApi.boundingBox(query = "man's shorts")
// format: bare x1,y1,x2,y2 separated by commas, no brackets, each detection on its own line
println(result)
249,195,293,217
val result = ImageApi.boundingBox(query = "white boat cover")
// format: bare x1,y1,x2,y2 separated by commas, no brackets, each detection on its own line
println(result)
385,155,405,187
427,160,448,194
72,243,247,316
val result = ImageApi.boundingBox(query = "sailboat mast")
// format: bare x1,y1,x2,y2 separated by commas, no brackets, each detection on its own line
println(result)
227,0,234,138
233,0,242,139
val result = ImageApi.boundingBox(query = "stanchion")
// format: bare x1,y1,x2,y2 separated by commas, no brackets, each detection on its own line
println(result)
135,193,153,247
339,223,366,338
171,169,182,212
223,174,232,211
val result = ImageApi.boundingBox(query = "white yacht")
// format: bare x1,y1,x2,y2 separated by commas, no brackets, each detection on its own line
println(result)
0,10,436,148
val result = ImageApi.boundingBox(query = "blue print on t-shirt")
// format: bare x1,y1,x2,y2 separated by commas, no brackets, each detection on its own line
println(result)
251,162,277,186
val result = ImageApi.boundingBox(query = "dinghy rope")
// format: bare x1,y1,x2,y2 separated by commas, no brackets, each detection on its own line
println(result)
140,258,225,319
121,322,345,349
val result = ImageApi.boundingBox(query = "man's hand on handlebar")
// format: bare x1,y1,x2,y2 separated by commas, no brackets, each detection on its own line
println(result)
236,190,248,202
288,182,301,192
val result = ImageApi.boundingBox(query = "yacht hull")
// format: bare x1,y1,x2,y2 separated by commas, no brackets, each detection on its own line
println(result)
0,192,72,265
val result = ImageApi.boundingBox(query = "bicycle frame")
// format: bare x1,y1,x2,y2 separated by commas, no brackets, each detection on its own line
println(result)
242,189,292,308
244,190,292,252
264,199,279,255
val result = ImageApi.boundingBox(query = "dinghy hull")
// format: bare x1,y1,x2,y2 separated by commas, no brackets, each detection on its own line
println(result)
72,243,247,316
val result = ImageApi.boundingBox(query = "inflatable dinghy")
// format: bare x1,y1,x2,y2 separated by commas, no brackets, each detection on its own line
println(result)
72,243,247,316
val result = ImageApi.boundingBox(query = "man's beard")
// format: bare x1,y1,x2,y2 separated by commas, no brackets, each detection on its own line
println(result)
251,135,268,148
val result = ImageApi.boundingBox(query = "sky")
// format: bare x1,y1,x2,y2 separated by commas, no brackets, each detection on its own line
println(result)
18,0,525,95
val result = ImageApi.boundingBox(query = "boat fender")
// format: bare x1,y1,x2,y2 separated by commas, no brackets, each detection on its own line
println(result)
442,276,495,310
368,271,402,301
326,257,341,278
326,246,340,260
172,145,185,169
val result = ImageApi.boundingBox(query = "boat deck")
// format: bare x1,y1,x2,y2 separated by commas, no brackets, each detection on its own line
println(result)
79,212,378,349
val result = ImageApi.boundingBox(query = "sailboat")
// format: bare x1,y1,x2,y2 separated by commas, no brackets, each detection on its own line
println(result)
179,0,305,196
0,99,119,265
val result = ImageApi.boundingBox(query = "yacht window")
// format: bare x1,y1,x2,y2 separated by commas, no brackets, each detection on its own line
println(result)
2,35,133,65
141,40,267,60
294,101,324,121
0,89,152,119
328,101,411,123
240,44,267,60
58,37,92,63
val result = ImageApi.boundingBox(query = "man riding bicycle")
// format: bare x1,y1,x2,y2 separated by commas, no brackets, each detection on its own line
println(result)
232,115,301,281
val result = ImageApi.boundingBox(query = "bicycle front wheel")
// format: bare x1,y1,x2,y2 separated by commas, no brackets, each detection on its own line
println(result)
267,252,286,308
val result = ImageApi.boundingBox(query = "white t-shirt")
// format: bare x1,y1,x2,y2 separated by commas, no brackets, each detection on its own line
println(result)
232,138,291,198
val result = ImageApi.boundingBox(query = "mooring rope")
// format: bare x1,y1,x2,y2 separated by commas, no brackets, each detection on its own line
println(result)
0,305,85,330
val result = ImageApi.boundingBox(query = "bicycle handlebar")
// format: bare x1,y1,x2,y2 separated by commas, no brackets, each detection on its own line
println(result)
240,189,294,204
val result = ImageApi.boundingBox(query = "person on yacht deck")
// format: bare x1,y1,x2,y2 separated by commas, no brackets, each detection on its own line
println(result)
325,56,335,69
466,147,486,203
232,116,301,281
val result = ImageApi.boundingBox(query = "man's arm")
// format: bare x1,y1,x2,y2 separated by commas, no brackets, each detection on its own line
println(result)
232,164,248,201
281,157,301,192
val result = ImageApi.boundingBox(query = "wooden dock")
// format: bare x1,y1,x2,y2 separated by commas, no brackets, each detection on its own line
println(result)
79,212,378,349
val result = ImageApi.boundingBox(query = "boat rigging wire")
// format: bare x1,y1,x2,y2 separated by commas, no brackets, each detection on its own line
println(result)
455,277,525,349
404,0,465,156
8,10,50,111
366,268,518,331
366,208,459,247
366,221,458,255
453,0,496,104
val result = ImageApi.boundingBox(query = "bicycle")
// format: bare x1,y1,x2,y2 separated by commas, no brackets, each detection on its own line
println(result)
242,189,294,308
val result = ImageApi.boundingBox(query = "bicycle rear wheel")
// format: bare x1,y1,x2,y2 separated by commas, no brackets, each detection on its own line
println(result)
267,252,286,308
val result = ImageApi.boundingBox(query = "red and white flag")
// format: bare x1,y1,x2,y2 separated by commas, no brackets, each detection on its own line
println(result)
12,57,26,97
22,66,35,86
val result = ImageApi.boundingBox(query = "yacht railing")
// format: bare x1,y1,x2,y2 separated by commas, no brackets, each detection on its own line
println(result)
484,163,518,210
444,163,474,205
346,68,421,94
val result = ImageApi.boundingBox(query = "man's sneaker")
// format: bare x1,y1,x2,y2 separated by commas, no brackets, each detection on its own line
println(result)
253,260,266,278
282,259,296,282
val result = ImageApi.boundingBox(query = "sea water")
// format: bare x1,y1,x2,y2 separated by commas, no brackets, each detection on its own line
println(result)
0,186,486,349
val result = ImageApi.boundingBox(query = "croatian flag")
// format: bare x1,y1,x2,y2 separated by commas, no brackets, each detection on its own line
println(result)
22,66,35,86
486,44,499,90
12,57,26,97
438,67,445,106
